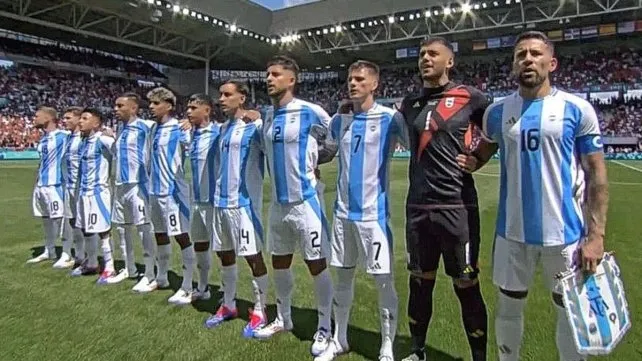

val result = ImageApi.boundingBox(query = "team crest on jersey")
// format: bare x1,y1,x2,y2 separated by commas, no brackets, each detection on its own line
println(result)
506,116,517,125
445,97,455,108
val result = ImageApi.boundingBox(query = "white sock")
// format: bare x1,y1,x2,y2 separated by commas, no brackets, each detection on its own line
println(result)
374,273,398,355
333,267,356,347
101,236,115,273
495,292,526,361
85,234,99,268
120,226,136,275
180,244,196,292
221,264,238,309
61,219,73,258
137,224,155,279
43,218,61,255
157,243,172,283
274,268,294,323
252,274,269,312
314,268,333,332
73,227,85,260
555,303,586,361
195,249,211,292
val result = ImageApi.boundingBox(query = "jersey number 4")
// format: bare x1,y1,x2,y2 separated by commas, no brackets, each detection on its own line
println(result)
520,128,540,152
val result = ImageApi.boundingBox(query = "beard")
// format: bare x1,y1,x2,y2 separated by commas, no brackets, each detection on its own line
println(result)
518,71,545,88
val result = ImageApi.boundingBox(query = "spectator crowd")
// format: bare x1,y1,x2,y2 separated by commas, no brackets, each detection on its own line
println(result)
1,45,641,151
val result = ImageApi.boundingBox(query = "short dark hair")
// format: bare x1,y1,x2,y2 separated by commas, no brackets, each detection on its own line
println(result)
222,81,250,109
514,31,555,54
82,107,104,124
64,106,83,117
267,55,300,79
348,60,380,77
188,93,213,108
120,92,141,107
420,36,455,53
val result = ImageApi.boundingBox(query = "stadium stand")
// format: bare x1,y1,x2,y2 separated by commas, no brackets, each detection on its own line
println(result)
1,45,640,151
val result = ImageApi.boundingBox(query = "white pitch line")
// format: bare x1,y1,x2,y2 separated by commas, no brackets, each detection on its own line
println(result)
474,171,641,186
611,160,642,173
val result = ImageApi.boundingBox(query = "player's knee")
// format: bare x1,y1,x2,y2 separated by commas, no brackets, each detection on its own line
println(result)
272,254,293,270
305,258,327,276
216,250,235,266
410,270,437,280
245,254,267,276
499,288,528,300
551,292,564,308
453,277,479,289
99,230,110,238
193,241,209,252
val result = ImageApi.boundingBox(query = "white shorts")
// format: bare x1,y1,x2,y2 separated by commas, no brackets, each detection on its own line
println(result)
268,195,329,261
63,187,78,219
112,183,150,226
214,205,263,257
32,185,65,218
492,235,580,293
75,188,112,233
150,194,191,236
331,217,393,275
191,203,214,242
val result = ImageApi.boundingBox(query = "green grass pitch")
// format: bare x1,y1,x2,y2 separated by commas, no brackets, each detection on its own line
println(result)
0,160,640,361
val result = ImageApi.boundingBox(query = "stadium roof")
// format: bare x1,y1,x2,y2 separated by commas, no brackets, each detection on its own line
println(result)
0,0,640,70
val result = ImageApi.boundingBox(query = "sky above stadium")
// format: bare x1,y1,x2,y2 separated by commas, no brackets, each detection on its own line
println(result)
250,0,318,10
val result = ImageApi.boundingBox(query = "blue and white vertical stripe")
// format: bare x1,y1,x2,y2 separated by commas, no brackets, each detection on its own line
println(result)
65,131,83,190
150,118,192,197
115,119,155,193
329,103,407,221
262,98,331,205
214,118,264,208
37,129,69,187
79,132,114,196
190,122,220,204
482,89,603,246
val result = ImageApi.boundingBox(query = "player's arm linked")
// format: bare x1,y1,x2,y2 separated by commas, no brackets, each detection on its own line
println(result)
580,151,609,274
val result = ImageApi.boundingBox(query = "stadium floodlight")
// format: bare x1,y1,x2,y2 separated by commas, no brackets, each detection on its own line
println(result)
506,0,511,4
335,25,342,32
308,31,312,36
146,0,154,4
218,21,224,26
197,14,202,19
409,14,414,20
493,1,498,5
323,28,328,34
399,16,404,21
482,2,487,8
271,38,277,44
367,21,372,26
190,11,196,17
204,16,209,21
360,22,365,28
330,27,335,33
165,3,171,8
182,8,189,15
243,30,248,35
434,9,440,15
230,24,237,32
388,15,395,23
155,0,161,5
416,12,421,18
462,3,472,12
425,10,431,17
474,3,480,9
350,24,355,29
316,30,321,35
172,4,180,12
515,0,520,2
255,34,259,38
443,7,451,15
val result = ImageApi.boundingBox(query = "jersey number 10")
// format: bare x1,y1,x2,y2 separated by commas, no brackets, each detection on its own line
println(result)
520,128,540,152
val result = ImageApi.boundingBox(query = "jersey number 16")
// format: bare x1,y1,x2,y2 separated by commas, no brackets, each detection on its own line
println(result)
520,128,540,152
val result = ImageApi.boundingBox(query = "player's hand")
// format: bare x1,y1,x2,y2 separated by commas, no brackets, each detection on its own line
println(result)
102,127,115,138
580,236,604,274
242,110,261,123
179,119,192,131
456,154,478,173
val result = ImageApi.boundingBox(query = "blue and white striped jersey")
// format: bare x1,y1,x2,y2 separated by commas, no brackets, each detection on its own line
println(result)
150,118,191,197
214,118,264,209
114,118,155,188
65,131,83,190
190,122,220,204
262,98,331,204
482,89,603,246
36,129,69,187
79,132,115,196
329,103,408,221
